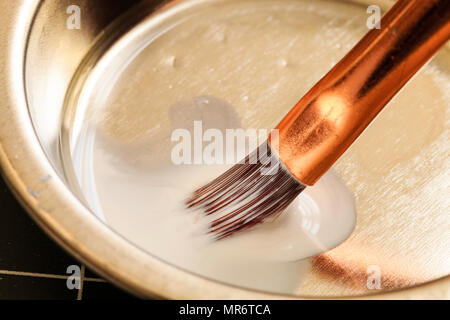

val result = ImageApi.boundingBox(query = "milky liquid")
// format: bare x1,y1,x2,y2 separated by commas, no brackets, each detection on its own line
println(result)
59,0,449,293
71,95,356,293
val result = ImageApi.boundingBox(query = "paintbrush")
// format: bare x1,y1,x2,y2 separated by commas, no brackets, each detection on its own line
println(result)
186,0,450,240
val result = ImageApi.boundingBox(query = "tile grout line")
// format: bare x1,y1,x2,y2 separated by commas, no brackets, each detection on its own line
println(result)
0,270,68,280
0,269,106,282
77,265,85,300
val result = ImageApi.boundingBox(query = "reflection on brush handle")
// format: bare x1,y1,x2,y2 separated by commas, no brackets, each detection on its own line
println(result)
271,0,450,185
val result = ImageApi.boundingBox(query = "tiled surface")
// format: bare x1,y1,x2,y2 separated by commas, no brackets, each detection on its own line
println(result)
0,175,136,300
0,274,78,300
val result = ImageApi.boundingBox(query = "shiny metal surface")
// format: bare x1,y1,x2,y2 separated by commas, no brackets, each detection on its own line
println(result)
25,0,143,174
0,0,448,299
273,0,450,185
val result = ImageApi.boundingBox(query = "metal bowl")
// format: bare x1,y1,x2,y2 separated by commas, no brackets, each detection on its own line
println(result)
0,0,448,299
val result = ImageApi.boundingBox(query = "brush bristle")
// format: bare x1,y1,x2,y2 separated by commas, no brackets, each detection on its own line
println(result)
186,140,306,240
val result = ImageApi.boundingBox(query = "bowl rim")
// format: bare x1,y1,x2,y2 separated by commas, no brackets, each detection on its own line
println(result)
0,0,448,299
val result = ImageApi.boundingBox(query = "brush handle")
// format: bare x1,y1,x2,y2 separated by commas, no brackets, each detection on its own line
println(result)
271,0,450,186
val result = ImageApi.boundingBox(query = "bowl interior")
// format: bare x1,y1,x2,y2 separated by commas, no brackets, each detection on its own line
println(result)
23,0,450,297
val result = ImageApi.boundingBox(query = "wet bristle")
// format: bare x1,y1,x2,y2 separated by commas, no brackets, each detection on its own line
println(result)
185,140,306,240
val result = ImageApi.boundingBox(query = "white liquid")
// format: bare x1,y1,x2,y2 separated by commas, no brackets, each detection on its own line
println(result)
64,0,365,293
60,0,450,296
71,100,356,293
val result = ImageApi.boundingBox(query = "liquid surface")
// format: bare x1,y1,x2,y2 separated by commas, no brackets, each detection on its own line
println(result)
61,0,450,295
71,95,356,292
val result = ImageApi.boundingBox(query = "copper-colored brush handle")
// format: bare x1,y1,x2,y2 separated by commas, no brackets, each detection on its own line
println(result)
270,0,450,186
